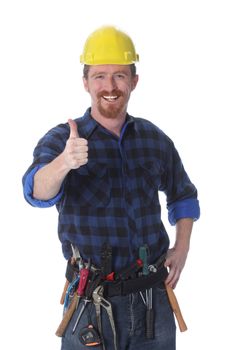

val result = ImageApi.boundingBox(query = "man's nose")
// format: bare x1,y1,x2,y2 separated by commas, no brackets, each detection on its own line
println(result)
104,76,117,90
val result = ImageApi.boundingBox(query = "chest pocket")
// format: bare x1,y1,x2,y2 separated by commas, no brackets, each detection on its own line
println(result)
68,162,111,207
126,161,162,205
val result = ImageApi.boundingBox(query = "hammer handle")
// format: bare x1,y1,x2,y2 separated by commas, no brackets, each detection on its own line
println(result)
60,279,70,305
165,284,188,332
55,294,79,337
60,257,77,305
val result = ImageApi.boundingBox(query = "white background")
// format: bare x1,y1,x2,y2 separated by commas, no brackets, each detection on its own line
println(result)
0,0,232,349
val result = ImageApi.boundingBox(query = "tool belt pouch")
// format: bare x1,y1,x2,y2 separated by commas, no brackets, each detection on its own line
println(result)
65,258,79,283
103,266,168,297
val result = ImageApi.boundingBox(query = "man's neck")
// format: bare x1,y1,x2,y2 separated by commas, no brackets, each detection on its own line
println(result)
91,109,127,137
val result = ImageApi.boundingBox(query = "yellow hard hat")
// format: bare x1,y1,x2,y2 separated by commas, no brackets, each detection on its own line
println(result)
80,25,139,65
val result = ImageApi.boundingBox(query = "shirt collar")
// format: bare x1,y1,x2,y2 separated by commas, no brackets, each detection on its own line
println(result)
77,107,137,139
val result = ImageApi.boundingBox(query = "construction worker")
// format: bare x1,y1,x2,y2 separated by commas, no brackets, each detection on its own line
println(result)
22,26,200,350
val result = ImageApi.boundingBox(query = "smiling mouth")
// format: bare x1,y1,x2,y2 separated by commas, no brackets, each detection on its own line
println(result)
102,95,119,102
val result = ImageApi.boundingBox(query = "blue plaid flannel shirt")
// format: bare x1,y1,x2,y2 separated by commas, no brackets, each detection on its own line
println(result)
23,108,200,272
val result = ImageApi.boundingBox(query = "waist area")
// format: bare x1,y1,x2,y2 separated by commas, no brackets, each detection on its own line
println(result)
65,253,168,298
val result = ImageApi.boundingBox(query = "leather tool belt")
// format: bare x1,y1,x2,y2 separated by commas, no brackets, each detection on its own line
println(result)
103,266,168,297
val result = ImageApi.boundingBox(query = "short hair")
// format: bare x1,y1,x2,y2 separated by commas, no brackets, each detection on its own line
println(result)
83,64,137,79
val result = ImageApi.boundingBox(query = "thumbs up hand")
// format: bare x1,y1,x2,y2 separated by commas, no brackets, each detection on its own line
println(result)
64,119,88,170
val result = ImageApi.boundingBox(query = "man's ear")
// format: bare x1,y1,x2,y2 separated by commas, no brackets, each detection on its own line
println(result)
83,76,89,92
131,74,139,91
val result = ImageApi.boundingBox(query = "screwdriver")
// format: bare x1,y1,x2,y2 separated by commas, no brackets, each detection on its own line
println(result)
139,245,155,339
146,288,154,339
72,260,91,334
139,245,149,275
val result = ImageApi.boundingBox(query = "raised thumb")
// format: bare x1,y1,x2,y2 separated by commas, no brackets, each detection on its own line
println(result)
68,119,79,138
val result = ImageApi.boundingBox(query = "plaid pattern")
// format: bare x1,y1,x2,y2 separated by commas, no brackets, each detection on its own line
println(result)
23,108,199,271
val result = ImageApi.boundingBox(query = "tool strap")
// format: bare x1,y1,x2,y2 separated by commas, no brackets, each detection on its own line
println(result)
103,266,168,297
65,258,77,283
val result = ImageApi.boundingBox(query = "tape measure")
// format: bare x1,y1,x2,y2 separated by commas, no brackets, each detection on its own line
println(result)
79,324,101,347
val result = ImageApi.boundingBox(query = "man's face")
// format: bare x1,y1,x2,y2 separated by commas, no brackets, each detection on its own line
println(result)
83,65,138,119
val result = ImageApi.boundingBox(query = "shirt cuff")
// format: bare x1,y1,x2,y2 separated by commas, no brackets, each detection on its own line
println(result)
23,164,64,208
168,198,200,226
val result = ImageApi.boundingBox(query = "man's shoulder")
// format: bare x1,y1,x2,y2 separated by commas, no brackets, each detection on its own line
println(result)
132,116,171,141
43,110,90,139
38,109,92,144
40,122,69,143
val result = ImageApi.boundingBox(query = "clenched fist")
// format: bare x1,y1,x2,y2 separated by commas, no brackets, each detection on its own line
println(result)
64,119,88,169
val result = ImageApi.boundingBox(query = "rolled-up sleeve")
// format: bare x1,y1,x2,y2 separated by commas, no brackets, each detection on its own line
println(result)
161,138,200,225
167,198,200,225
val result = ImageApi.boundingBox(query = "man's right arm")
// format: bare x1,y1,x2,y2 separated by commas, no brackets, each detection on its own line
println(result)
33,119,88,201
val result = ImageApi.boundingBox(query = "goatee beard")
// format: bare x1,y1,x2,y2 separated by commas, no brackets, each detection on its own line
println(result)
97,103,124,119
97,90,125,119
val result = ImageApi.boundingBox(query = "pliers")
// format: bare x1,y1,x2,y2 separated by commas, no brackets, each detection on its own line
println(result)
92,285,117,350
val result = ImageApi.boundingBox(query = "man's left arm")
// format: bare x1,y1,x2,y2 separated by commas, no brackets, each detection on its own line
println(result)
165,218,193,288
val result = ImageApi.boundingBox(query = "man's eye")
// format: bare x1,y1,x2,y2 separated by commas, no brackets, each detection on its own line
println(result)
95,75,104,79
116,74,125,79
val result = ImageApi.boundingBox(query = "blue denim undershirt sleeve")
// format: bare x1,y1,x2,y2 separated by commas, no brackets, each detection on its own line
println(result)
167,198,200,225
23,164,64,207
